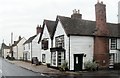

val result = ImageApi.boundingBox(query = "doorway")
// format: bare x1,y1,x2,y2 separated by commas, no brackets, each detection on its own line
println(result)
74,54,83,71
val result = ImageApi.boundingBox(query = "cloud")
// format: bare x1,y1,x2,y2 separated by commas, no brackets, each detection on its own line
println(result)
0,0,119,44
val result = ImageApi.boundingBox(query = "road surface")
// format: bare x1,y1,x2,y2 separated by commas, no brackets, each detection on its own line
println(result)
0,57,120,78
0,57,51,78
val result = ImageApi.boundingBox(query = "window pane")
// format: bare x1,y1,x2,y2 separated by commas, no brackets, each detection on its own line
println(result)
52,52,56,65
55,35,64,48
41,38,49,50
42,54,46,63
111,38,117,49
58,52,65,66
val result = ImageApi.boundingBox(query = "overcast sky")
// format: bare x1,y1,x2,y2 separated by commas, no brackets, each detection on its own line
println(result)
0,0,119,45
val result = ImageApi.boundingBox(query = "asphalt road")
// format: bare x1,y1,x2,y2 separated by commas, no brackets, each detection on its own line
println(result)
0,57,51,78
0,57,120,78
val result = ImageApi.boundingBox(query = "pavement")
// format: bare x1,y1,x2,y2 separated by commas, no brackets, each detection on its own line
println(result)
5,59,120,76
5,59,80,76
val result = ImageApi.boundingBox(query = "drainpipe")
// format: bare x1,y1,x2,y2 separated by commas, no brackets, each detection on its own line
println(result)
17,46,18,60
68,36,70,70
51,40,53,65
31,42,32,61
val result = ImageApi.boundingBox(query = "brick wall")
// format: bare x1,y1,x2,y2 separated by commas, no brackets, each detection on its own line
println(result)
94,1,110,68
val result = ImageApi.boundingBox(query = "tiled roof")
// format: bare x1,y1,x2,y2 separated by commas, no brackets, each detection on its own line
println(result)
107,23,119,37
24,35,37,45
38,20,55,43
1,43,10,49
12,39,21,46
44,20,56,38
57,15,120,37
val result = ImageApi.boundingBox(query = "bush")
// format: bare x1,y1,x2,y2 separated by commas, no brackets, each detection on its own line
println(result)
114,63,120,70
59,60,68,71
84,60,98,71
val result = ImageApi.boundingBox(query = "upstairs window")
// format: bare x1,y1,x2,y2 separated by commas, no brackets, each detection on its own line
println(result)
111,38,117,50
55,35,64,48
41,38,49,50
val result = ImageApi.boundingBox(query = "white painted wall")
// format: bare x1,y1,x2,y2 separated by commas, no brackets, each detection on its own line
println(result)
12,37,26,60
13,46,17,59
17,37,26,60
32,33,41,61
70,36,94,70
40,24,51,64
53,20,69,65
3,49,10,58
53,20,94,70
24,43,32,61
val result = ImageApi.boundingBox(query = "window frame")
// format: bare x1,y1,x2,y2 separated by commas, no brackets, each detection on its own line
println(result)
51,52,56,65
55,35,64,48
110,38,117,50
42,54,46,63
57,51,65,66
41,38,49,50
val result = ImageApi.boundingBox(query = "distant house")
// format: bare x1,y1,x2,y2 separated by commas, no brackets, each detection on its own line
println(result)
12,36,26,60
23,26,42,62
49,2,120,71
1,43,10,58
109,38,120,68
109,1,120,68
38,20,55,64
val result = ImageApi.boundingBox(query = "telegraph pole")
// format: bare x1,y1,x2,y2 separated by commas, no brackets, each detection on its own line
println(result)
11,32,13,59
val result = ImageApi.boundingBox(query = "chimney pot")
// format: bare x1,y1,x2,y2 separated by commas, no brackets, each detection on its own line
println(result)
71,9,82,20
101,1,103,4
19,36,21,40
36,25,42,34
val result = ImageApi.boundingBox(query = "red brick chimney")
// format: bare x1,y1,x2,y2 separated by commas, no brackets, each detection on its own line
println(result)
94,1,110,69
36,25,42,35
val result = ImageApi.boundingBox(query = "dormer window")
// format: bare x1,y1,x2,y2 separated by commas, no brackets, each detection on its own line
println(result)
111,38,117,50
55,35,64,48
41,38,49,50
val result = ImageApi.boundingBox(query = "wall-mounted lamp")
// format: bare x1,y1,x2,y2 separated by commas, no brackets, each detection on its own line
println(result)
84,54,86,57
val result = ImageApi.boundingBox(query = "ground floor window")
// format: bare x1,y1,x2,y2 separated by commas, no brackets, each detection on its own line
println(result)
50,47,65,67
42,54,46,63
27,52,30,59
51,52,56,65
58,52,65,66
51,51,65,66
109,53,118,64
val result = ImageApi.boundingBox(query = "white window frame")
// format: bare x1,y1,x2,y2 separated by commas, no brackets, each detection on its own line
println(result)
111,38,117,50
